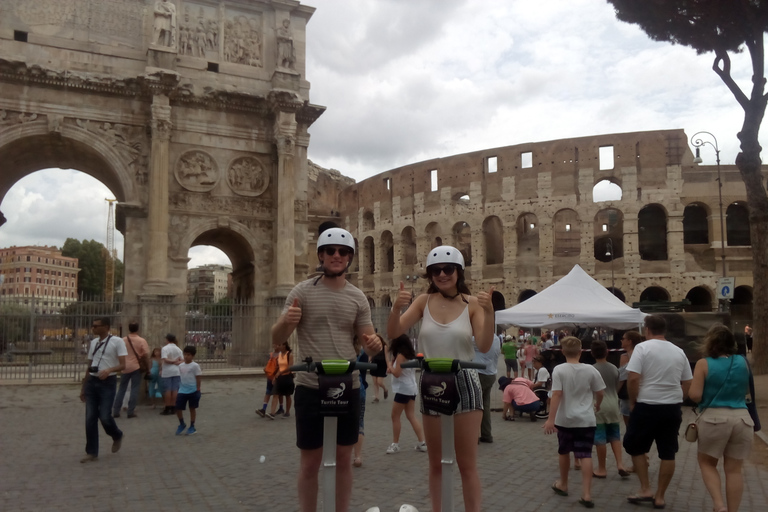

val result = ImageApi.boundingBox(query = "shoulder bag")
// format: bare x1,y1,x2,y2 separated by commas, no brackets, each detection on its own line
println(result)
685,356,734,442
125,336,150,374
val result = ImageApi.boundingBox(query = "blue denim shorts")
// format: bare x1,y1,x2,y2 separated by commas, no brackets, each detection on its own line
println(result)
161,376,180,393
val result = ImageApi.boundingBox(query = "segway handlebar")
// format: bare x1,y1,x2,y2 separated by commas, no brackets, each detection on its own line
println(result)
400,355,486,372
289,357,377,375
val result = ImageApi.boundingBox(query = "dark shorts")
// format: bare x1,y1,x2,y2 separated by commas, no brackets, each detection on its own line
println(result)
175,390,201,410
265,378,274,395
512,400,541,413
623,402,682,460
505,359,519,372
369,359,387,378
274,374,295,396
294,385,360,450
556,425,596,458
394,393,416,404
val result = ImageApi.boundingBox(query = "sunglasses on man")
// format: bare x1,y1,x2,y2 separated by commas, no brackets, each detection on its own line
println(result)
427,265,457,277
322,246,353,257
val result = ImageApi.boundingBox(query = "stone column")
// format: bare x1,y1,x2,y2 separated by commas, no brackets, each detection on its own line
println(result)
274,110,298,297
144,95,172,291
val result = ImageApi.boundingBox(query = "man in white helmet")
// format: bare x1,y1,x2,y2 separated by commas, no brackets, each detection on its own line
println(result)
272,226,382,512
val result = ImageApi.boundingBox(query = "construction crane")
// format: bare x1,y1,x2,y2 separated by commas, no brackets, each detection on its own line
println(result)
105,198,117,302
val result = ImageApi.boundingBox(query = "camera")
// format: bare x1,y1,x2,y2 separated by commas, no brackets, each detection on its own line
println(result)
89,366,99,374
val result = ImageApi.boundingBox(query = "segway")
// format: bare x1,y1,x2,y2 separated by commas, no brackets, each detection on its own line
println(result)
289,357,378,512
401,356,486,512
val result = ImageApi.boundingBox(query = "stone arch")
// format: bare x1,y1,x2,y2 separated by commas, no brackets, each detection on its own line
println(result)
516,213,539,257
607,287,626,302
518,289,537,303
483,216,504,264
362,210,375,231
683,202,710,244
726,202,750,246
363,236,375,274
367,296,376,309
401,227,417,266
380,230,394,272
592,178,622,202
381,294,392,308
732,285,753,327
638,204,668,261
553,208,581,256
353,238,360,272
425,222,443,249
684,286,713,312
180,221,259,302
594,208,623,262
639,286,670,302
452,221,472,266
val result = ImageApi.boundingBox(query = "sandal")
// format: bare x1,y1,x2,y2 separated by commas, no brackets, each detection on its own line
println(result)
551,482,568,496
578,499,595,509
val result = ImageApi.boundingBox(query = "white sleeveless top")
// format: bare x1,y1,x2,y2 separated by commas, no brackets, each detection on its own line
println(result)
418,295,474,360
391,359,418,396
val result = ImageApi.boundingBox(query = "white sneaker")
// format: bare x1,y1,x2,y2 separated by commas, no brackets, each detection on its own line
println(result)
414,441,427,452
386,443,400,454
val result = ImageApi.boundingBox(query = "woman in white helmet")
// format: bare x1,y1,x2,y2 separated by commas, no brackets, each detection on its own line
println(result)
387,245,495,512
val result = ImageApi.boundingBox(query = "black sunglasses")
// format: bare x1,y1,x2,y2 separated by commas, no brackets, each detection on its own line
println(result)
91,324,103,328
323,246,353,257
428,265,457,277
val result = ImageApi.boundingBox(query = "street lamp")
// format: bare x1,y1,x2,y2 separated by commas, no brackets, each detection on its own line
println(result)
405,274,419,303
691,131,728,311
605,238,615,296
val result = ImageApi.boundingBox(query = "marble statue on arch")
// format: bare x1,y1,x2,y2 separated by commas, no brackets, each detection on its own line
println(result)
153,0,177,48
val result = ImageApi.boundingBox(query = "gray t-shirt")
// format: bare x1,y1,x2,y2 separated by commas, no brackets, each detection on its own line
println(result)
283,278,372,389
593,361,621,424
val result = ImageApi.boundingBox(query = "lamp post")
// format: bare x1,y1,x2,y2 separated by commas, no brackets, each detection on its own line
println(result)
405,274,418,303
691,131,727,311
605,237,615,296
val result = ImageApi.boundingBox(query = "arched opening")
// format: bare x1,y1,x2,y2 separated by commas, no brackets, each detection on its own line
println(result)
684,286,713,312
362,210,375,231
381,294,392,308
425,222,443,250
553,209,581,256
518,289,537,303
453,192,470,204
401,227,417,266
491,290,507,311
516,213,539,256
452,221,472,266
607,288,626,303
731,285,753,329
188,228,254,302
363,236,375,274
638,204,668,261
592,179,622,202
639,286,670,302
483,216,504,264
683,203,709,244
593,208,623,262
353,238,360,272
380,231,394,272
726,202,750,246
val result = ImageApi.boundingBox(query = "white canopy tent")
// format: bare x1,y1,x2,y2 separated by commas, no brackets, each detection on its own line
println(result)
495,264,646,329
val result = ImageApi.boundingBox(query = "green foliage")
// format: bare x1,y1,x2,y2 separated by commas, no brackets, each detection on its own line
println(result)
0,302,31,344
607,0,768,54
60,238,124,299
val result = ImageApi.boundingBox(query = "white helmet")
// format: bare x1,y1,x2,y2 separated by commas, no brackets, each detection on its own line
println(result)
317,227,355,253
426,245,464,269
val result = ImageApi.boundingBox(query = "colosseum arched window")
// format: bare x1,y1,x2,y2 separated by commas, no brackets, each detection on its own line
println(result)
554,209,581,256
425,222,443,249
363,236,375,274
518,289,537,303
639,286,670,302
362,210,375,231
726,202,750,246
353,238,360,272
592,179,622,203
401,227,417,266
683,203,709,244
684,286,712,312
483,216,504,264
638,204,668,261
516,213,539,258
380,231,394,272
593,208,623,262
452,222,472,266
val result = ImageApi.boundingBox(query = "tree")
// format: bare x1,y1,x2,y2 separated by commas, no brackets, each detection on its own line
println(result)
607,0,768,373
61,238,125,299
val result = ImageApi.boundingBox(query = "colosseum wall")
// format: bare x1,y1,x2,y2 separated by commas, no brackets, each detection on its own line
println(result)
327,129,760,329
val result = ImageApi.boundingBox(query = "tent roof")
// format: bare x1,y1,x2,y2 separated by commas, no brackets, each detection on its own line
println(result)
495,264,646,329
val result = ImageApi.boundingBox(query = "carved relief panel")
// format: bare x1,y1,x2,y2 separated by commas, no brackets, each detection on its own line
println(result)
223,9,263,67
174,150,220,192
227,156,269,197
179,2,219,58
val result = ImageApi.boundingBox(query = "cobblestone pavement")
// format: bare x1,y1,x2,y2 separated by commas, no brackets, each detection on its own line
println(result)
1,376,767,512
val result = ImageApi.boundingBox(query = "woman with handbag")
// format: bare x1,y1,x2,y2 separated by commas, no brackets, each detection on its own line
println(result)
689,324,754,512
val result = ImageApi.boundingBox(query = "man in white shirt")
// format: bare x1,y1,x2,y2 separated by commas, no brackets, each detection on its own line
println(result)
624,315,693,509
79,317,126,463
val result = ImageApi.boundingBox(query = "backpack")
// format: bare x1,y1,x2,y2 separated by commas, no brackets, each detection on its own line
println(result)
264,353,279,380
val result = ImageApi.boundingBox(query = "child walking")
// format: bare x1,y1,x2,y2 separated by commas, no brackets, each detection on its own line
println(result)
175,346,202,435
386,334,427,454
148,348,163,408
256,343,283,417
590,340,629,478
543,336,605,509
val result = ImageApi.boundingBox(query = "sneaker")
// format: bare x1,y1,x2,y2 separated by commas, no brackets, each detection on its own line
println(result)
186,426,197,435
415,442,428,452
265,412,275,420
80,454,98,463
282,412,291,418
127,413,138,418
255,409,266,418
386,443,400,454
111,435,123,453
276,407,285,414
176,423,187,435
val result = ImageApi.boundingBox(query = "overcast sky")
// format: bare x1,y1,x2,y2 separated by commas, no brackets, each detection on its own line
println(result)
0,0,763,268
